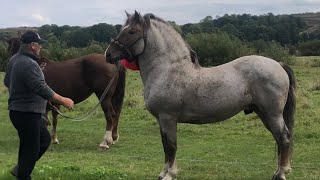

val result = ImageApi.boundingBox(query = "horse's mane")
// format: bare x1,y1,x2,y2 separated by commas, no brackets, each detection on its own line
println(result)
143,13,168,26
141,13,200,66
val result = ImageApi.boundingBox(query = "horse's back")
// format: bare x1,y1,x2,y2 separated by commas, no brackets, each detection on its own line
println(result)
83,53,115,73
82,53,118,94
177,55,289,123
230,55,290,110
230,55,289,89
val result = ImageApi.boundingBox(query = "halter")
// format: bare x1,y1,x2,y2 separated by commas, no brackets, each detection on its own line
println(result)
108,31,147,64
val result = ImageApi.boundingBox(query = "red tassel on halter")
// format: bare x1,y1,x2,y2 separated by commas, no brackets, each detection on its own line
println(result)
121,59,140,70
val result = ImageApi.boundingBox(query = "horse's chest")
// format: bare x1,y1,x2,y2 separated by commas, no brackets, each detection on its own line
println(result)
144,83,184,116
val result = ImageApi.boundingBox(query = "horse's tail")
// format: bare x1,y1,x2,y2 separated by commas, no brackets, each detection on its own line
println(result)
280,63,296,149
112,65,126,114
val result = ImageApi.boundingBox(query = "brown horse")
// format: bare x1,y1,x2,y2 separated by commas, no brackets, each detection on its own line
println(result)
6,36,126,149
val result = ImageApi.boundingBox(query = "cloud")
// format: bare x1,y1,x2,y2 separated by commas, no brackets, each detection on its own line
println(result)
31,14,45,22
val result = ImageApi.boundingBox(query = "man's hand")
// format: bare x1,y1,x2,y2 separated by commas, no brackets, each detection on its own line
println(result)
62,98,74,110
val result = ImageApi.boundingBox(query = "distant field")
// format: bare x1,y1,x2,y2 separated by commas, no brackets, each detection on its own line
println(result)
0,56,319,180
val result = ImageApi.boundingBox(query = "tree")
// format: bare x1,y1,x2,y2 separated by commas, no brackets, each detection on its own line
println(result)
181,23,202,36
61,29,93,48
114,24,122,33
200,16,216,33
89,23,117,43
168,21,182,34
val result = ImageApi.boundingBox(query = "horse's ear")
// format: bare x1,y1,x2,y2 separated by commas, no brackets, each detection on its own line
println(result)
125,10,131,18
134,10,143,23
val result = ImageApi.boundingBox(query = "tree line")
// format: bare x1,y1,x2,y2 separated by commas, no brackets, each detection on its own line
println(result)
0,12,319,71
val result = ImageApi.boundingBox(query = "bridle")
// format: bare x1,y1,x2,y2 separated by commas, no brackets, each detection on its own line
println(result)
108,30,147,64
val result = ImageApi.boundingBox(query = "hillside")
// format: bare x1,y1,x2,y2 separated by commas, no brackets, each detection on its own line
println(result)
0,27,38,39
293,12,320,27
293,12,320,38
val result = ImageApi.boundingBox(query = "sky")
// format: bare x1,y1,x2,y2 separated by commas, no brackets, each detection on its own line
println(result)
0,0,320,28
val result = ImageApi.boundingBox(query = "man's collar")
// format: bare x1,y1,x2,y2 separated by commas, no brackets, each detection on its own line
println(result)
18,49,39,61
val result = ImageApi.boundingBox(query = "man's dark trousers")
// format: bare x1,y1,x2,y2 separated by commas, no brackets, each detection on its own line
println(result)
10,110,51,180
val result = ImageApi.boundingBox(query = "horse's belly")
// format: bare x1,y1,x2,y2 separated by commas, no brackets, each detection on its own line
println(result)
177,107,243,124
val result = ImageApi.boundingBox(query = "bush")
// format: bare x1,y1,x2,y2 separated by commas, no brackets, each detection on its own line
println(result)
0,41,10,71
298,40,320,56
251,40,294,64
186,32,254,66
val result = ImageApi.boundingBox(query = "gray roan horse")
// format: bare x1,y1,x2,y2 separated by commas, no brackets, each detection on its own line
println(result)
105,11,296,180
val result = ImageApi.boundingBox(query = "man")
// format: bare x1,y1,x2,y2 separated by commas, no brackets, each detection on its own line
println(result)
4,30,74,180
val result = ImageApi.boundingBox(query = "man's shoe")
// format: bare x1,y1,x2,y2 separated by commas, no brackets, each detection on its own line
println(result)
10,165,18,177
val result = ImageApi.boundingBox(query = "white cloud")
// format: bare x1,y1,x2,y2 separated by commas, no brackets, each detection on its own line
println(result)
31,14,45,22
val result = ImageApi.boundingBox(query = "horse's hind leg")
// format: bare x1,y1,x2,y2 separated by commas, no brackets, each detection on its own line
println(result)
256,111,291,180
51,110,60,144
99,96,116,149
111,108,120,143
158,114,178,180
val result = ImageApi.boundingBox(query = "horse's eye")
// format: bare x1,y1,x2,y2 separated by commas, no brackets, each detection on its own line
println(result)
128,30,135,35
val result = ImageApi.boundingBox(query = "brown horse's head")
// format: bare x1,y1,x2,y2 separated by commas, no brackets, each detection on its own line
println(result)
5,36,21,56
5,33,51,66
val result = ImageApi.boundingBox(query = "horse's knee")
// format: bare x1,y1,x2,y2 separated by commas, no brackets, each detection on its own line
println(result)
280,129,291,148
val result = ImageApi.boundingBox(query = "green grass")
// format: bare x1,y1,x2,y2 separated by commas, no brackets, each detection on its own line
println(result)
1,57,320,180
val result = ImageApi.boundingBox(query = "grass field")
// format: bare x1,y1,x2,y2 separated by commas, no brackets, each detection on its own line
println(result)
0,57,319,180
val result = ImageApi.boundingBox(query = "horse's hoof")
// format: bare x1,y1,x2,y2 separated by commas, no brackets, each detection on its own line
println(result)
105,137,114,145
112,135,119,144
158,171,167,180
272,173,286,180
99,143,109,149
51,139,59,144
162,175,174,180
285,168,292,174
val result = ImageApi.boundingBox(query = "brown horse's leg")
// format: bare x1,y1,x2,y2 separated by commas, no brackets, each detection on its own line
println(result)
111,106,121,142
256,111,291,180
43,110,51,127
99,97,116,149
158,114,177,180
51,107,59,144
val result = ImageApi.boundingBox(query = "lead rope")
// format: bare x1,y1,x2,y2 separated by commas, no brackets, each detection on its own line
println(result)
48,62,121,121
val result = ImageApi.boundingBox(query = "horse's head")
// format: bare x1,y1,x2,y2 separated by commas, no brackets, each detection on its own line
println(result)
105,11,149,65
5,35,50,68
5,36,21,56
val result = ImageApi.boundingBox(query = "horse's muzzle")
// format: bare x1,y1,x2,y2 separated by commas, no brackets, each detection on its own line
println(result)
105,52,119,64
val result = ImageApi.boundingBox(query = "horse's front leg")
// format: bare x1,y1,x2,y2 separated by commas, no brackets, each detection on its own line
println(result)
99,97,116,149
158,114,178,180
111,107,121,143
51,109,59,144
43,110,51,127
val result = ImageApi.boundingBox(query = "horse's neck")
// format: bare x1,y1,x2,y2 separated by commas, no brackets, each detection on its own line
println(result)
139,24,194,83
37,58,54,65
